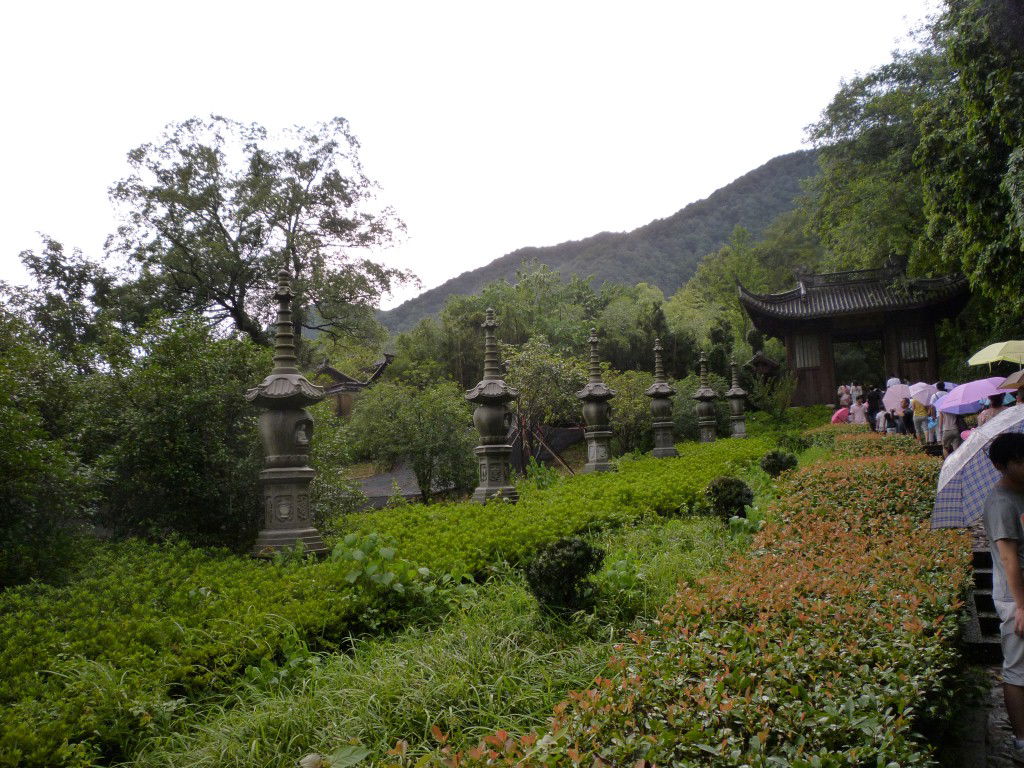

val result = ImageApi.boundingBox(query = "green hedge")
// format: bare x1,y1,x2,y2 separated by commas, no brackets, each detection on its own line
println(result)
0,540,416,768
339,437,772,577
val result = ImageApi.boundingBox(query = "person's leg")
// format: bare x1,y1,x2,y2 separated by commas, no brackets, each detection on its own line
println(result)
1007,683,1024,739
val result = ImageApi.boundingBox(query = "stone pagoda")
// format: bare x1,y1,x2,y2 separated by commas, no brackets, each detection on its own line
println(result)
245,269,327,557
725,357,748,438
692,351,718,443
645,338,678,458
465,309,518,503
576,328,616,472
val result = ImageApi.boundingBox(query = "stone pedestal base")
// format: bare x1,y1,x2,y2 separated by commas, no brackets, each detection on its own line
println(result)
471,444,518,503
583,429,616,473
698,420,717,443
252,466,327,558
730,417,747,438
652,420,678,458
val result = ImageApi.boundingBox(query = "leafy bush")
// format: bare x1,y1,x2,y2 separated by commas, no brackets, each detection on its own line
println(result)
0,536,437,767
345,379,476,502
759,449,798,477
603,367,655,455
0,312,87,586
78,316,270,549
524,537,605,614
340,438,772,577
775,431,810,454
749,370,797,422
407,449,968,767
704,476,753,520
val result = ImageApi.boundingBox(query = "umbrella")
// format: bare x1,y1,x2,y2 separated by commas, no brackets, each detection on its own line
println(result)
968,340,1024,367
999,370,1024,390
882,383,912,411
935,377,1015,415
830,407,850,424
909,382,936,404
932,404,1024,527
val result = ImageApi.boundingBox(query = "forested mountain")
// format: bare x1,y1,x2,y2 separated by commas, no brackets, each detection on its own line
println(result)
381,149,820,331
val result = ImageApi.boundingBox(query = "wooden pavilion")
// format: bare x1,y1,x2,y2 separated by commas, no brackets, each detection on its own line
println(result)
738,264,969,406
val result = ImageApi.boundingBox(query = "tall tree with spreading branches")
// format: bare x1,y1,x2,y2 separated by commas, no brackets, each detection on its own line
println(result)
107,115,413,346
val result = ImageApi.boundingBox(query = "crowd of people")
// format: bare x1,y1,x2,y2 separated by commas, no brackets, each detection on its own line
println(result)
831,379,1024,457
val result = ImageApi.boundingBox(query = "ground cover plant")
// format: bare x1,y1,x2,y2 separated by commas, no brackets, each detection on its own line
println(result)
0,537,435,768
393,439,971,766
336,437,772,577
121,517,738,768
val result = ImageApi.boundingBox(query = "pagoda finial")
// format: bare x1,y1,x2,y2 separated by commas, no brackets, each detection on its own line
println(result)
588,327,602,383
272,269,299,375
730,356,740,389
653,338,666,384
482,308,501,381
699,351,709,388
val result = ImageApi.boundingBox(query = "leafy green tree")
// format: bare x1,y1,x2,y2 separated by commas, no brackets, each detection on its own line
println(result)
915,0,1024,320
345,380,476,502
78,316,271,548
603,367,656,454
0,312,88,586
804,50,944,271
107,116,412,346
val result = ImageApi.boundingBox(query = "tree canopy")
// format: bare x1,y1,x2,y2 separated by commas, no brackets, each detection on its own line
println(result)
106,116,412,346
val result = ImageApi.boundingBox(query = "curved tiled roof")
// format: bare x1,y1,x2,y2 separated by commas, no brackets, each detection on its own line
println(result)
738,267,969,322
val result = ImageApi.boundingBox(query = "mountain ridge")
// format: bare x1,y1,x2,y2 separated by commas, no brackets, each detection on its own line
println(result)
381,149,819,331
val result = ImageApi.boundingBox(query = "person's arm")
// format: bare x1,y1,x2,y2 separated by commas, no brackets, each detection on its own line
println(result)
997,538,1024,635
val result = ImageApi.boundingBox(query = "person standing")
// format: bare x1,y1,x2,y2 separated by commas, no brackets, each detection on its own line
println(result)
939,407,961,457
866,385,883,431
982,433,1024,762
901,398,915,436
911,396,929,445
980,394,1010,426
849,395,869,425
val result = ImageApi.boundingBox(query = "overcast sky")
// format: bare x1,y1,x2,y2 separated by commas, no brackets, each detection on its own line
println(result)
0,1,936,309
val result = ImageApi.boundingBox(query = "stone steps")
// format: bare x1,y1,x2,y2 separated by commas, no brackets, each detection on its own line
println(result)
966,548,1002,664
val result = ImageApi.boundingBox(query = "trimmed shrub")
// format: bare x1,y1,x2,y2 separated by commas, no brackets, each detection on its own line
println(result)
775,431,810,454
704,476,753,520
759,449,798,477
524,537,604,614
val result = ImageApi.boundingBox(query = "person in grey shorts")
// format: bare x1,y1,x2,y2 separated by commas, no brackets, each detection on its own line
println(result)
982,433,1024,763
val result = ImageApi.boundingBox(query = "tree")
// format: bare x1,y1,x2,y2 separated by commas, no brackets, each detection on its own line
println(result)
603,367,656,455
78,316,270,549
107,116,412,346
345,380,476,502
915,0,1024,320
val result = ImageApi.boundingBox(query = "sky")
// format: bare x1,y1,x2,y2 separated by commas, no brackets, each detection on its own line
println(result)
0,0,937,310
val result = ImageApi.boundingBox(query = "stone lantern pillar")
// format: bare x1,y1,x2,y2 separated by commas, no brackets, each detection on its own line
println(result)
645,338,678,458
576,328,616,472
726,357,748,438
465,308,518,503
692,351,718,443
245,269,327,557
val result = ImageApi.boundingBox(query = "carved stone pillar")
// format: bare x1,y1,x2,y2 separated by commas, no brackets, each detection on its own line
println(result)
726,357,748,438
576,328,616,472
245,269,327,557
645,338,678,457
692,351,718,443
465,309,518,503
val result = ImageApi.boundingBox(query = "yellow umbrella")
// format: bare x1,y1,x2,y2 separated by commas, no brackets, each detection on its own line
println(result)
968,341,1024,367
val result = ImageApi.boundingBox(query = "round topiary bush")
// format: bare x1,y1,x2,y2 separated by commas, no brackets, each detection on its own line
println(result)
524,537,605,615
760,450,798,478
704,476,754,521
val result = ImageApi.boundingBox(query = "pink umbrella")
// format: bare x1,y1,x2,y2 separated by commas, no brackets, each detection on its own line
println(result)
882,383,912,411
936,377,1016,414
831,407,850,424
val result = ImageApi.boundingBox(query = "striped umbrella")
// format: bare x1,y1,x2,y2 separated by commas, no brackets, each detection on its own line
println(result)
931,404,1024,528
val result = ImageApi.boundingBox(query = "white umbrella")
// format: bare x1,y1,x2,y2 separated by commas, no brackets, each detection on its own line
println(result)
909,382,936,404
932,404,1024,527
883,383,912,411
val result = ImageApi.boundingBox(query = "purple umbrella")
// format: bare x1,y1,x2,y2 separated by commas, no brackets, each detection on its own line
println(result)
882,383,912,412
936,377,1015,415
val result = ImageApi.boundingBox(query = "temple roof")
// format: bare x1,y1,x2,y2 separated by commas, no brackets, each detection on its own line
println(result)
738,265,969,334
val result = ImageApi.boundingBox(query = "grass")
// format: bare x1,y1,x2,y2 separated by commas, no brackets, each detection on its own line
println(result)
121,516,736,768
